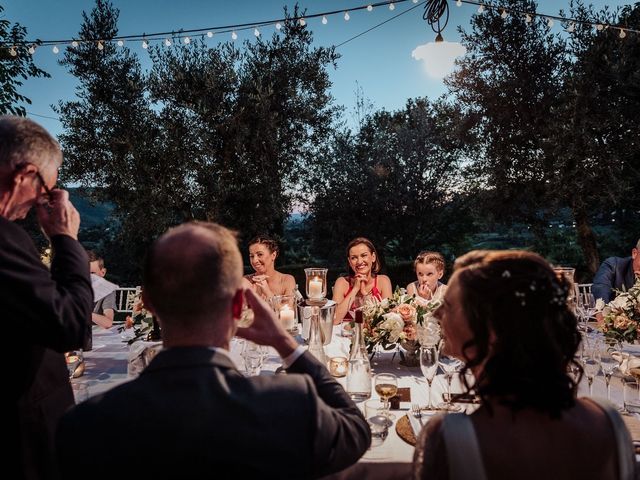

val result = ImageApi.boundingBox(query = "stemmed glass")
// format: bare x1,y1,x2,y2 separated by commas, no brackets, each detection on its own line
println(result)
438,342,463,412
419,344,439,411
582,346,601,396
374,373,398,426
578,293,596,330
599,346,618,401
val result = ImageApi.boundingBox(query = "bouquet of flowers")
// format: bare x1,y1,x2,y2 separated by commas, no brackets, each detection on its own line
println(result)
119,288,155,344
599,276,640,343
361,287,442,354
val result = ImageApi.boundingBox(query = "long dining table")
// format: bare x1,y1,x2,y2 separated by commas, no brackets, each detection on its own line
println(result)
74,325,640,479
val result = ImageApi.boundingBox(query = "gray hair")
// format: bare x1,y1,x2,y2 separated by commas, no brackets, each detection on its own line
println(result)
0,116,62,172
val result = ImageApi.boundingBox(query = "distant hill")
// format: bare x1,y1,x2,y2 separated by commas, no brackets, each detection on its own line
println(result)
68,188,114,229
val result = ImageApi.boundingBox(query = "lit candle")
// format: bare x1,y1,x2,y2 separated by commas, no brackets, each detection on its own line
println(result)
329,356,348,377
279,304,295,330
309,277,323,299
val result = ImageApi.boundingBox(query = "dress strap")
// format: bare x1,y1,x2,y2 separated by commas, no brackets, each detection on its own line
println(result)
587,398,635,480
442,413,488,480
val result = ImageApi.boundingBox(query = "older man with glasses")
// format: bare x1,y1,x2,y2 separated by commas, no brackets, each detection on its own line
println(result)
0,116,93,480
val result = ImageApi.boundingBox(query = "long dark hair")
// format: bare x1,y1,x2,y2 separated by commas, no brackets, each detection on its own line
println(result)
452,250,582,418
346,237,381,275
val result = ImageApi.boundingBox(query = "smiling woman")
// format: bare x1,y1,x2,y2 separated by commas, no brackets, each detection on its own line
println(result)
243,235,295,301
332,237,393,325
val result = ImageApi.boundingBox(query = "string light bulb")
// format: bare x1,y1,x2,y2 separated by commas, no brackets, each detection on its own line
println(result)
164,38,172,46
525,14,532,23
71,40,79,48
142,39,149,49
501,9,508,19
478,4,485,13
547,18,554,28
184,36,191,44
567,22,575,32
254,27,260,36
300,18,306,26
456,0,462,6
389,2,395,11
322,16,328,24
596,24,604,31
367,4,373,11
28,45,35,54
276,22,282,30
97,41,104,50
344,12,350,21
207,31,213,38
619,29,627,38
117,39,124,47
231,31,238,40
52,45,59,54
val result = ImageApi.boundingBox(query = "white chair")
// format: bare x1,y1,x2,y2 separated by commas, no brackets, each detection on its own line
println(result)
114,287,140,315
577,283,593,296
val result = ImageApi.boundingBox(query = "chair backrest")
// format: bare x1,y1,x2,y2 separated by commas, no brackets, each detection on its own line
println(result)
114,287,140,313
577,283,592,295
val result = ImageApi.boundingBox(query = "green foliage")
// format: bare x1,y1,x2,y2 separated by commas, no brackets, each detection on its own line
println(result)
0,5,49,115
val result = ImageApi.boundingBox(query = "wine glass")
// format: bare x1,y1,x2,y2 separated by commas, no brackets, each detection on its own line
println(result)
65,350,83,378
438,342,463,411
579,293,596,328
419,344,439,411
599,346,618,401
582,346,601,396
374,373,398,426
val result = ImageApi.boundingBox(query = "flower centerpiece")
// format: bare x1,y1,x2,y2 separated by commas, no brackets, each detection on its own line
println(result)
599,276,640,343
361,287,442,365
119,288,155,344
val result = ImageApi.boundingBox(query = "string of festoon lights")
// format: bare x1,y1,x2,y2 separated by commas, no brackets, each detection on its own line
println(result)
1,0,638,58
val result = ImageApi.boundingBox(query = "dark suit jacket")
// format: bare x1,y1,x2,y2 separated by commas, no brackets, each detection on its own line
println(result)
592,256,636,303
1,217,93,480
56,348,371,479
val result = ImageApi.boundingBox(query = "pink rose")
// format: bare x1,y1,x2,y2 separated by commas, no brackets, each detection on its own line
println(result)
403,324,417,341
397,304,416,323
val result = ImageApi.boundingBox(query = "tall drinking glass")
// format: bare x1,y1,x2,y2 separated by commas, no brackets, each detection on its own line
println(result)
419,345,439,410
374,373,398,426
582,346,601,396
438,342,463,411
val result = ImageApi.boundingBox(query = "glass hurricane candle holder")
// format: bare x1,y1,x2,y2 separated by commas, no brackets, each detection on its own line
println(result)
305,268,328,301
553,266,577,307
271,294,297,333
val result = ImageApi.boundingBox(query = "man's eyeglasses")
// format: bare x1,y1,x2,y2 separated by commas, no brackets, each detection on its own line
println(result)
34,170,53,199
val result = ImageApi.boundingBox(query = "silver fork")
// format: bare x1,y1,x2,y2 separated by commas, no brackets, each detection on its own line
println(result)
411,403,424,426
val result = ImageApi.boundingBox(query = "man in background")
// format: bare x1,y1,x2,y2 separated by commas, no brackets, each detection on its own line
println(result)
84,250,118,350
57,221,370,479
0,116,92,479
592,238,640,302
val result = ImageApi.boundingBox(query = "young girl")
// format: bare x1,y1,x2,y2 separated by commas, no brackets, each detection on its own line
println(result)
406,251,447,304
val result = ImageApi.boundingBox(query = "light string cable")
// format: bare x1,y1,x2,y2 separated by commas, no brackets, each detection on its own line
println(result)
423,0,449,40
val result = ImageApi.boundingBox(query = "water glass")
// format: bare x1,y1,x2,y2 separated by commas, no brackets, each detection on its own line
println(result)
624,380,640,414
366,415,389,448
72,383,89,403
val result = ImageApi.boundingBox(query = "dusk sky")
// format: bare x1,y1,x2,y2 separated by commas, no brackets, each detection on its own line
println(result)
3,0,631,137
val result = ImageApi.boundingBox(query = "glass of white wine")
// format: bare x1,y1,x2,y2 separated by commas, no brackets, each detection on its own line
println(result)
374,373,398,426
420,344,439,411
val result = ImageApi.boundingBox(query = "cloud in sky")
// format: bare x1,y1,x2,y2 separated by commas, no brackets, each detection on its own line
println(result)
411,41,467,79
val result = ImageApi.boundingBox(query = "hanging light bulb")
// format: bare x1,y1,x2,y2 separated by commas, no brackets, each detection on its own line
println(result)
142,39,149,49
164,38,172,47
567,22,575,32
52,45,59,54
97,41,104,50
117,39,124,47
28,45,35,54
254,27,260,36
478,4,485,14
276,22,282,30
525,14,532,23
9,46,17,57
300,18,306,26
547,18,554,28
344,12,350,21
184,36,191,44
456,0,462,6
596,23,604,31
501,9,508,19
322,16,328,24
231,31,238,40
389,2,395,11
71,40,79,48
367,4,373,11
435,32,444,43
207,31,213,38
619,29,627,39
413,0,418,3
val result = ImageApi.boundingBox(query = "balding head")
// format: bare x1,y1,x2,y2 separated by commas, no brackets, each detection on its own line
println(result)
143,222,243,329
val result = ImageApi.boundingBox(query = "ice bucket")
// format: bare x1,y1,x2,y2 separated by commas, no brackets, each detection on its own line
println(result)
298,300,335,345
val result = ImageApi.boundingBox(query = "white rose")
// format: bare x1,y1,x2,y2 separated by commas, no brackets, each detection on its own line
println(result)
595,298,605,312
